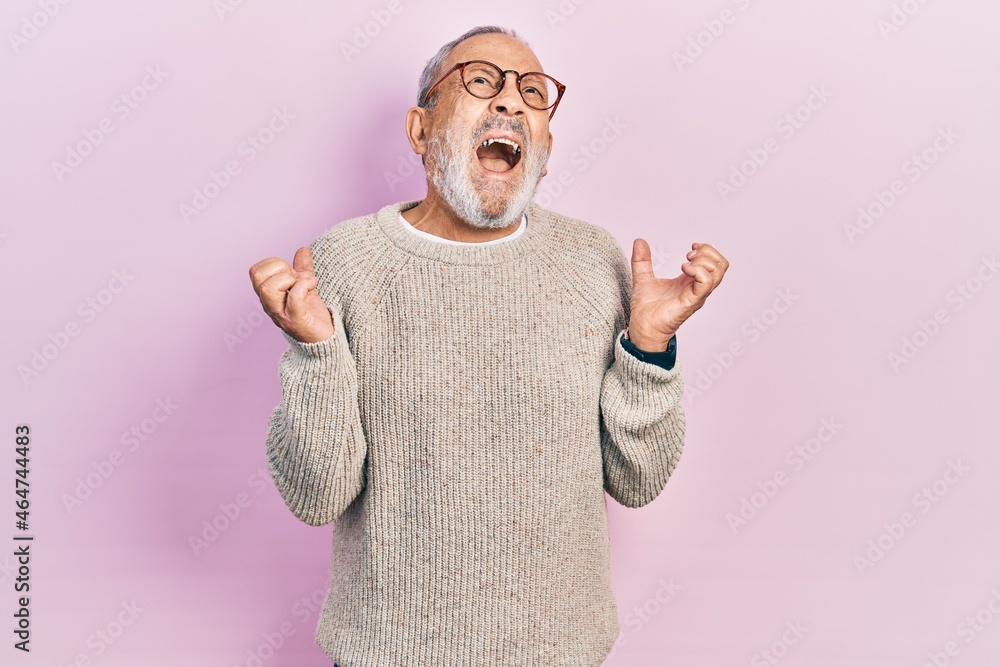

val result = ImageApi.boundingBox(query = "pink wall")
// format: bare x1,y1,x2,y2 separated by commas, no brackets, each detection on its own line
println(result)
3,1,999,665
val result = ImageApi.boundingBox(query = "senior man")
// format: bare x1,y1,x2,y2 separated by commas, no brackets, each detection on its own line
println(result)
250,25,728,667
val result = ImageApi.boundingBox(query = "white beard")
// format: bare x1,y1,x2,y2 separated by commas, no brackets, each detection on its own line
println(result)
426,120,549,230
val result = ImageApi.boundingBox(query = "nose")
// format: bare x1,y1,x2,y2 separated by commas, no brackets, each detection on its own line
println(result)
489,71,526,117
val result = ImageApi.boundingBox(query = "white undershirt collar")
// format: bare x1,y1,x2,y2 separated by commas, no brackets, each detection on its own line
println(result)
398,212,527,246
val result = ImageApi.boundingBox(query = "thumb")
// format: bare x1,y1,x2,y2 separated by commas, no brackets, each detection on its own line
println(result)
630,238,656,285
292,246,314,274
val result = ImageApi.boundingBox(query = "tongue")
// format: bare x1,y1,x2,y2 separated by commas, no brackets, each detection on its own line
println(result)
476,143,514,172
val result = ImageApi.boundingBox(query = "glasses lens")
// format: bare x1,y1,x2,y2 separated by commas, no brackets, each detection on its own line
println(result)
519,73,557,110
462,62,503,99
462,63,560,110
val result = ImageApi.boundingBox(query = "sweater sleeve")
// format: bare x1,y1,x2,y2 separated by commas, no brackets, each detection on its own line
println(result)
264,300,368,527
598,239,687,508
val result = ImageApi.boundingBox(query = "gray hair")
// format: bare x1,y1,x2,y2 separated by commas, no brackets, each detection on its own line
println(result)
416,26,531,112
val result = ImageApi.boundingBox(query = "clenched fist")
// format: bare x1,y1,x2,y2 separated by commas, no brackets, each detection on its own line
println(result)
249,246,334,344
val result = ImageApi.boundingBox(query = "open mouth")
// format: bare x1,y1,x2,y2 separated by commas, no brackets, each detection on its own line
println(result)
475,137,522,173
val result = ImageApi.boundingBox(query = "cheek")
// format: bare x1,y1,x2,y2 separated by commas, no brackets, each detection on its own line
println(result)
445,93,485,126
531,123,551,151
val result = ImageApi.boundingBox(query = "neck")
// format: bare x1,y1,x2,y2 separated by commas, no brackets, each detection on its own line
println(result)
401,189,523,243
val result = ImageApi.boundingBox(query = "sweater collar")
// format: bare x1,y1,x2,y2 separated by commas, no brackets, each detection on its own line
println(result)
376,200,547,266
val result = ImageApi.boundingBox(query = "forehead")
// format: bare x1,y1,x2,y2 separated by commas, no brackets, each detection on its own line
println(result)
446,33,544,73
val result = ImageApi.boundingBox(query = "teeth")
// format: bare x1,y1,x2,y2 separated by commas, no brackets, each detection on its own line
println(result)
480,137,521,154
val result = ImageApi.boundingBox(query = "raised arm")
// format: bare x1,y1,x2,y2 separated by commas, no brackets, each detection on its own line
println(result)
250,244,367,526
600,235,728,507
599,242,687,508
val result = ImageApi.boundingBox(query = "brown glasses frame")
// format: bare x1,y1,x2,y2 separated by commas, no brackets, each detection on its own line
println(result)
422,59,567,121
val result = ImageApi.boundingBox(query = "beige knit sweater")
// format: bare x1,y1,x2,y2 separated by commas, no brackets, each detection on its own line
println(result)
264,199,686,666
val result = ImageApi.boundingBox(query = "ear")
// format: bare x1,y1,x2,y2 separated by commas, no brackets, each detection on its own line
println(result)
405,106,430,161
541,130,553,178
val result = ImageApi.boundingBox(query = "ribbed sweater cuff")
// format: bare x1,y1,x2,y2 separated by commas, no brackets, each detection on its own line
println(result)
613,327,684,386
281,328,339,361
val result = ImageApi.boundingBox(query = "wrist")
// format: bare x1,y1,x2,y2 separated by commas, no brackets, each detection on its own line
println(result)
625,328,674,352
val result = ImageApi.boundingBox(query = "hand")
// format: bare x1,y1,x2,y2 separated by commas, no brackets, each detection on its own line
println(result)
628,239,729,350
249,246,335,344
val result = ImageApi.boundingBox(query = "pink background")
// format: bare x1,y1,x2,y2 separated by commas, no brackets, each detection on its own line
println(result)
3,1,999,665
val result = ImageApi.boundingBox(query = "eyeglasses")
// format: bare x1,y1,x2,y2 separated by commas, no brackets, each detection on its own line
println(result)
422,60,567,121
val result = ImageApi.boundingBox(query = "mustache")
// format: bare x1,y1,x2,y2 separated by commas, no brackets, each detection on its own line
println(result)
472,115,528,148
